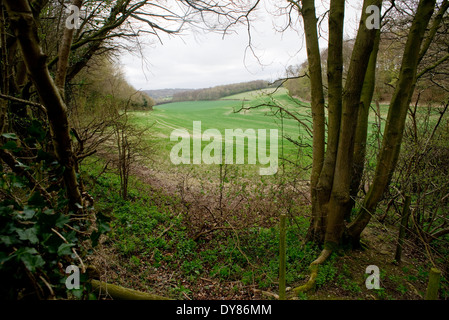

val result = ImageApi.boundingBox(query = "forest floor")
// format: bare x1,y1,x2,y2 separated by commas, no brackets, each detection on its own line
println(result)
84,155,445,300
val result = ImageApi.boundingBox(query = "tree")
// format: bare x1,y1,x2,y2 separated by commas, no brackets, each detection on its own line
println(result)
280,0,447,276
347,0,446,243
3,0,83,210
0,0,233,299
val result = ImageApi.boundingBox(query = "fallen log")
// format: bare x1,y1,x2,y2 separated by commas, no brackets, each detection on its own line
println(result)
91,279,172,300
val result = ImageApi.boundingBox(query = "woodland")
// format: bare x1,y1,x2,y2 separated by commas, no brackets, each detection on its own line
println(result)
0,0,448,302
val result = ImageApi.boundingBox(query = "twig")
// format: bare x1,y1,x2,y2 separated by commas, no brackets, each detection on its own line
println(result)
51,227,86,272
0,93,46,112
225,219,256,269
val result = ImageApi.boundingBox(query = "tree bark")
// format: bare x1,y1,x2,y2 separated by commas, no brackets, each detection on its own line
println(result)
313,0,345,242
349,28,381,221
348,0,438,241
0,3,8,135
4,0,83,209
324,0,382,246
394,195,411,263
55,0,83,98
299,0,326,243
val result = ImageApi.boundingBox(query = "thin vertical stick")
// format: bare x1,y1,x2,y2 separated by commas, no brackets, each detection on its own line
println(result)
394,195,411,263
279,214,287,300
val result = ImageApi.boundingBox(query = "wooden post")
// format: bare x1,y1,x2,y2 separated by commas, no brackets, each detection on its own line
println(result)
394,195,411,263
425,268,441,300
279,214,287,300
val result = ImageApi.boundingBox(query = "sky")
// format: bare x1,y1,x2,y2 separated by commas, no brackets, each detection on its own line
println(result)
119,0,363,91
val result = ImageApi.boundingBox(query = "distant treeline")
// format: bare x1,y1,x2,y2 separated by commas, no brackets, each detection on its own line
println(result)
143,88,191,104
171,80,271,102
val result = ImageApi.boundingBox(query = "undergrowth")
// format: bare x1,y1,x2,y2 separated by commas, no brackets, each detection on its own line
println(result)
80,157,322,298
80,156,449,300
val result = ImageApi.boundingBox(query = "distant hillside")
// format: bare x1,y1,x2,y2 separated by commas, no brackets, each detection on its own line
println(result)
171,80,271,102
143,88,191,104
144,80,283,104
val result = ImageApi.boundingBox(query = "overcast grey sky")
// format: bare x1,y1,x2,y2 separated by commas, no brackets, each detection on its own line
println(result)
120,0,362,91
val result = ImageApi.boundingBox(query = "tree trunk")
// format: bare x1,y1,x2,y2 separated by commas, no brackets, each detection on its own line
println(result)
348,28,381,222
300,0,326,243
323,0,382,246
425,268,441,300
55,0,83,98
4,0,83,209
313,0,345,243
348,0,438,241
394,195,411,263
0,3,8,135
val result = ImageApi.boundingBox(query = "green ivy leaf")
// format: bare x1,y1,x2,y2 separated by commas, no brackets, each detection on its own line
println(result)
0,251,14,265
0,140,19,152
19,207,36,220
27,120,46,142
57,243,75,256
18,247,45,272
90,220,110,247
55,214,70,228
69,288,84,299
1,133,18,140
0,234,19,246
28,191,45,207
17,227,39,244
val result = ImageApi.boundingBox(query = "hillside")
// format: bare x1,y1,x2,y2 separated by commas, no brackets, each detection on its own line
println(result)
143,88,192,104
144,80,277,104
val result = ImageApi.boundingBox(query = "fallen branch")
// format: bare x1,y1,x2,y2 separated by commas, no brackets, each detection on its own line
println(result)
91,279,172,300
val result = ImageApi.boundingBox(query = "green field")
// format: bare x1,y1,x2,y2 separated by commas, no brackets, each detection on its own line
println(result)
129,88,314,177
128,88,437,179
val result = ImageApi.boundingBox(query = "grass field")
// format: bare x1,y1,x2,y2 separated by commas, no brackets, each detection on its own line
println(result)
127,86,447,182
128,88,311,176
127,87,398,179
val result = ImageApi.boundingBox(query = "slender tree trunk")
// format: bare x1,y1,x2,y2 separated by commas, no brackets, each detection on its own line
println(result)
4,0,83,209
348,0,438,241
348,28,381,222
324,0,382,246
312,0,345,243
0,3,8,135
55,0,83,98
299,0,326,243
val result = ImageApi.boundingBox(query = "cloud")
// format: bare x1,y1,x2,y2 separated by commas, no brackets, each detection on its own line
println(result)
119,6,304,90
120,0,361,90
